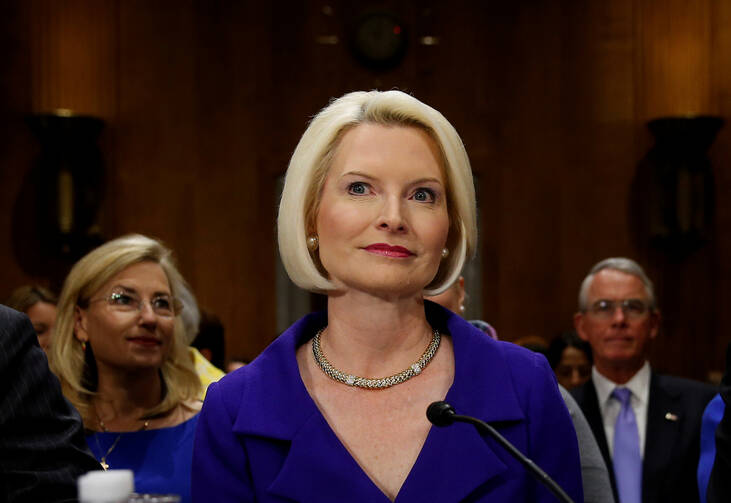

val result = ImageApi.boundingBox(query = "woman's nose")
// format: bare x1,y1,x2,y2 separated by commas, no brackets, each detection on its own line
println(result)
377,197,407,232
138,301,158,323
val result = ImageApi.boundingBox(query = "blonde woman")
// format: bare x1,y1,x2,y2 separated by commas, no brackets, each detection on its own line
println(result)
50,234,200,502
192,91,582,502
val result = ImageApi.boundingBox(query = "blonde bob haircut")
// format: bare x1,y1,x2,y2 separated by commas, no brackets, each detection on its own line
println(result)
49,234,200,427
278,90,477,296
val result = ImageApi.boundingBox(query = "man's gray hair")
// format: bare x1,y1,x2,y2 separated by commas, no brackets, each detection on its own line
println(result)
578,257,656,311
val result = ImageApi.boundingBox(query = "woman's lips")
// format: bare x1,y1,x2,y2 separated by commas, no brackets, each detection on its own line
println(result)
364,243,414,258
127,336,161,347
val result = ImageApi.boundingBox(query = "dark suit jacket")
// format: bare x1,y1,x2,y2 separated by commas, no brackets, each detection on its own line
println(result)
571,371,716,503
0,305,101,502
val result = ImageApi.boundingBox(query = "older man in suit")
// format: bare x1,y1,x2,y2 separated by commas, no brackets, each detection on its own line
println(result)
0,304,100,502
570,258,715,503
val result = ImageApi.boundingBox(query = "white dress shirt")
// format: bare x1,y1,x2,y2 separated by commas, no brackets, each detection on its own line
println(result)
592,362,651,459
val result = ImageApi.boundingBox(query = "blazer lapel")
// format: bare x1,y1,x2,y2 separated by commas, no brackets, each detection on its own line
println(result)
269,412,392,503
231,312,386,503
396,306,526,502
643,373,681,489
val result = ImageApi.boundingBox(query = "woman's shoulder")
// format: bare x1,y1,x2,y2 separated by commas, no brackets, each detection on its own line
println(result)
446,313,547,371
201,314,323,425
217,311,326,389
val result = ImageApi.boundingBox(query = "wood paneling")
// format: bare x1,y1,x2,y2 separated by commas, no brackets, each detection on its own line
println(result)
30,0,117,117
711,0,731,372
0,1,35,293
637,0,714,119
1,0,729,378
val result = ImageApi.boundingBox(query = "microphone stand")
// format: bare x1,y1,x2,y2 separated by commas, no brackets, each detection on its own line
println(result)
427,402,575,503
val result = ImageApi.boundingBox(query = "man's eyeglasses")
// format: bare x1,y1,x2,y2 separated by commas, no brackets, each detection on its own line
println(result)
89,288,182,318
587,299,650,320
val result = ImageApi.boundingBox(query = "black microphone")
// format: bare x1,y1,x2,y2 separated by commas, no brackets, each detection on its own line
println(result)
426,401,575,503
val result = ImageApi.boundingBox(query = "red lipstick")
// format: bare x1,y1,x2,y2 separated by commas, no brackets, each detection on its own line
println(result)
127,336,161,347
364,243,414,258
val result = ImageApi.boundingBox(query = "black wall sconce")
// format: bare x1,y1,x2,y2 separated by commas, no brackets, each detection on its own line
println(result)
631,116,724,258
12,110,106,287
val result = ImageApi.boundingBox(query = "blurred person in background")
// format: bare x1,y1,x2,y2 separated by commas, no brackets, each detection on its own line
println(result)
5,285,58,353
571,257,715,503
547,331,593,391
176,283,225,399
513,334,550,355
225,356,249,373
425,275,498,339
49,234,201,503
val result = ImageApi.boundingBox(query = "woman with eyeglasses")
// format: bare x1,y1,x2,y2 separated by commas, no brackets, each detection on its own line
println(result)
50,234,201,502
192,91,583,502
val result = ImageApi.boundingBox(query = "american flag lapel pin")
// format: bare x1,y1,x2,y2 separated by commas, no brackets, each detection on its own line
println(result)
665,412,679,421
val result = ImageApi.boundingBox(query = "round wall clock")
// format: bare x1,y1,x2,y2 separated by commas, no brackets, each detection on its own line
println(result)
349,12,408,70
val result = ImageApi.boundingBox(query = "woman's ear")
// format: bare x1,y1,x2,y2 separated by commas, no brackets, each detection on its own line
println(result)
74,305,88,342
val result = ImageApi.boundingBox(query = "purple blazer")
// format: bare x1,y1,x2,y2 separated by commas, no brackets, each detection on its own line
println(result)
192,304,583,502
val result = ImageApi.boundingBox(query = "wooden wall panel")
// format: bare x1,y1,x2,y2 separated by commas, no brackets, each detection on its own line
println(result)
558,0,639,328
711,0,731,374
189,0,276,359
1,0,729,378
110,0,198,283
635,0,718,379
30,0,117,117
637,0,714,118
486,2,565,340
0,2,35,292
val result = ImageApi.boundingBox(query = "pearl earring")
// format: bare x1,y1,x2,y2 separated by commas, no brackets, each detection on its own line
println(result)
307,235,319,251
441,248,449,259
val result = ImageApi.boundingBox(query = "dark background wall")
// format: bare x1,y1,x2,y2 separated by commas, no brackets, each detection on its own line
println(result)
1,0,729,380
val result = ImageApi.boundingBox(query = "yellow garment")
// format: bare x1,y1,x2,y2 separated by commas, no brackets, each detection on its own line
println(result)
189,347,225,400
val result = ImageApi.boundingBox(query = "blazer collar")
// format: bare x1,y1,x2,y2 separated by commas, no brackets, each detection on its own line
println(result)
233,304,527,502
231,311,326,440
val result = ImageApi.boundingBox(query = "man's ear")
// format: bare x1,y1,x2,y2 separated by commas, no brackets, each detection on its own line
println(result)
574,312,589,342
649,309,661,340
74,305,89,342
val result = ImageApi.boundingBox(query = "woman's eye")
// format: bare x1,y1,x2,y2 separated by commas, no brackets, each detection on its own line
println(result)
348,182,369,195
110,293,135,305
412,188,435,202
153,297,172,310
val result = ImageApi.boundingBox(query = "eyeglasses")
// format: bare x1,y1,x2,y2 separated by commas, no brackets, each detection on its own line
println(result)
587,299,650,320
88,288,182,318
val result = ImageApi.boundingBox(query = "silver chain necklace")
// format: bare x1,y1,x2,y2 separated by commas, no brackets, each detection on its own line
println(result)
312,327,441,389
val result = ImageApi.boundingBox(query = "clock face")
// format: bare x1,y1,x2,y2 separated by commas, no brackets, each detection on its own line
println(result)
350,12,407,70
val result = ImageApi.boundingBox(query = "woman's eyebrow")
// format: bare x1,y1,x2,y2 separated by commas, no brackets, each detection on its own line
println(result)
111,285,138,294
111,285,171,297
340,170,376,180
409,177,443,185
341,172,443,186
